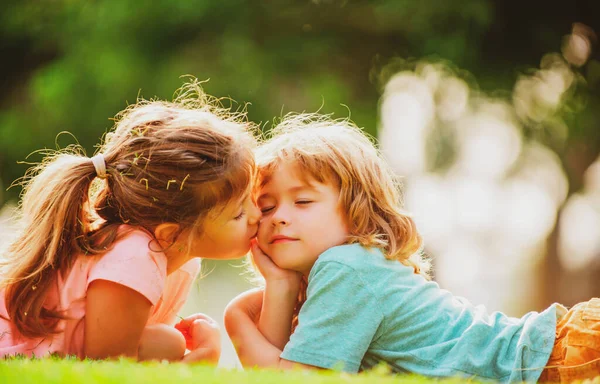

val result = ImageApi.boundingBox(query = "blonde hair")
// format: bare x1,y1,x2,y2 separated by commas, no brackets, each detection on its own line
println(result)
256,113,429,274
0,80,257,338
254,114,428,330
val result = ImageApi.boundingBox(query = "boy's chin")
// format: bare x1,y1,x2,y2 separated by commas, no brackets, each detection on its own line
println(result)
271,257,303,273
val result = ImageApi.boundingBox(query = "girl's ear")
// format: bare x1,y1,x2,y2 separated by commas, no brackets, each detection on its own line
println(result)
154,223,182,245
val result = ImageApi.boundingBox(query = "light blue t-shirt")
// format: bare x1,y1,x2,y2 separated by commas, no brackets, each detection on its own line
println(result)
280,244,559,383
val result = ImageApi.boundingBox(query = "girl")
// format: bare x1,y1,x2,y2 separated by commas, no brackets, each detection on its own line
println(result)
0,81,261,363
225,114,600,382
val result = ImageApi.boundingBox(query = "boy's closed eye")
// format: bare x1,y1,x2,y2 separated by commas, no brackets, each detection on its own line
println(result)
259,200,314,213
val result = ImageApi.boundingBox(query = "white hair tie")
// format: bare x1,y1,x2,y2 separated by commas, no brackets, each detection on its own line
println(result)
90,154,107,179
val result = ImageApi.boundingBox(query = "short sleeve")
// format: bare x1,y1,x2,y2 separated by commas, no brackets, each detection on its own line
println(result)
281,261,384,372
88,231,167,306
148,258,202,325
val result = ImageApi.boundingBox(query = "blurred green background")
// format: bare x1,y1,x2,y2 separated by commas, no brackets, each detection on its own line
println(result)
1,0,600,367
2,0,598,200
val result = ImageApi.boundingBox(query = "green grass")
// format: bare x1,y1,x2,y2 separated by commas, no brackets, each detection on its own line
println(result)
0,359,465,384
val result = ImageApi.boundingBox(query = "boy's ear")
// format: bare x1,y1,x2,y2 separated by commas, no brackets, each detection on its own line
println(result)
154,223,181,244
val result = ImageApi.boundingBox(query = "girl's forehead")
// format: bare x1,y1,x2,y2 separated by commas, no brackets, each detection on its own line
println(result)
210,184,252,216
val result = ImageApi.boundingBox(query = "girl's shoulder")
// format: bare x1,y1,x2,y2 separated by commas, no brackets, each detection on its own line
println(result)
61,226,167,304
114,224,155,246
95,225,166,271
80,225,167,306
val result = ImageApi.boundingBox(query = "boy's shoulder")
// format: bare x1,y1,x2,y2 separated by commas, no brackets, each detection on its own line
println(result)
316,243,385,269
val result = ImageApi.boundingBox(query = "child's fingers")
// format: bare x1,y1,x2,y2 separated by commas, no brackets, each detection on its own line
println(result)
191,318,220,337
251,242,276,272
175,313,216,329
175,313,218,351
250,241,268,260
190,318,221,351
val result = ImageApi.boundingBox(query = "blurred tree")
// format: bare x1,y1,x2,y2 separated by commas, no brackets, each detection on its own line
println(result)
5,0,596,200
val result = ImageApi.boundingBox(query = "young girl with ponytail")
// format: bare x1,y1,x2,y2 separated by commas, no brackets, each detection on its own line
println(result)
0,81,260,363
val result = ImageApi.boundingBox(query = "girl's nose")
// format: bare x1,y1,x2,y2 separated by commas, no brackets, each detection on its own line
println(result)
247,203,262,225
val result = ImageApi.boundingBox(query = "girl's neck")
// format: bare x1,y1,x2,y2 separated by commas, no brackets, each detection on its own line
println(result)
165,251,193,275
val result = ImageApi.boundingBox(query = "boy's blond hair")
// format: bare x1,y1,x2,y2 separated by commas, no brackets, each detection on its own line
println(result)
256,113,429,277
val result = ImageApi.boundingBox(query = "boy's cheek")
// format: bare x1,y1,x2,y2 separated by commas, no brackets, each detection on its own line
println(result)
255,230,270,251
255,220,266,236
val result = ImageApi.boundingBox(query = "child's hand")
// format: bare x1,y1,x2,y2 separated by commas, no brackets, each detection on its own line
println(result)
174,320,193,350
175,313,221,363
138,324,186,362
251,240,302,290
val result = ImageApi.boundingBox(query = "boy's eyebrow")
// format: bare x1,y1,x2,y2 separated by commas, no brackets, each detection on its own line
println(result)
257,185,316,202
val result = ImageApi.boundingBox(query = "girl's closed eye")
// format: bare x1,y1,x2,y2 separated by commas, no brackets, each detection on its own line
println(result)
234,210,246,220
295,199,313,205
260,206,275,214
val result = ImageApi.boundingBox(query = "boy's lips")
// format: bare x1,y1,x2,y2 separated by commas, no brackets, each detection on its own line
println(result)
270,235,298,244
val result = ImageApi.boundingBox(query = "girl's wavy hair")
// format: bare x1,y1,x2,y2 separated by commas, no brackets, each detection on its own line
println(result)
253,114,429,329
0,80,257,339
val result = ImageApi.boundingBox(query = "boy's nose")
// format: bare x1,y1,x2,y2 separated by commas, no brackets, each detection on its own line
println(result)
271,207,291,227
273,218,289,227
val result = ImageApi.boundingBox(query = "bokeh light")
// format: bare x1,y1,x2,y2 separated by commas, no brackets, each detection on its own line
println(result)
380,59,576,313
559,155,600,271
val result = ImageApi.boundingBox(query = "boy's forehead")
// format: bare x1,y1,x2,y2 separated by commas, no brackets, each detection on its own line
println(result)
261,161,316,187
259,175,313,194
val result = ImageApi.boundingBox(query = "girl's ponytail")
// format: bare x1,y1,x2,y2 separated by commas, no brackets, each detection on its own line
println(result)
1,151,97,338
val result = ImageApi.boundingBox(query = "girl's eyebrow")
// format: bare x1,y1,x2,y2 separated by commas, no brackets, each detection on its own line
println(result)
234,190,251,207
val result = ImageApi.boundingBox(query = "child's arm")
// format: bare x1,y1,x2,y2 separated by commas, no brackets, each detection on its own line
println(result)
224,289,313,370
138,324,186,362
226,241,309,369
251,242,301,349
136,314,221,364
85,279,153,359
86,280,214,363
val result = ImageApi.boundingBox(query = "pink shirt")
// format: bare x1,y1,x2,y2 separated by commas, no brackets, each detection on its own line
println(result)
0,228,201,358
